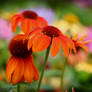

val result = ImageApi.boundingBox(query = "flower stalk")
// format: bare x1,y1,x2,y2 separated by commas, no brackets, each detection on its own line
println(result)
36,39,52,92
17,84,20,92
60,58,67,92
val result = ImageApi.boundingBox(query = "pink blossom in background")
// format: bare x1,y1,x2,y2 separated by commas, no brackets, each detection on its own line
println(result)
0,19,13,40
73,0,92,8
85,27,92,53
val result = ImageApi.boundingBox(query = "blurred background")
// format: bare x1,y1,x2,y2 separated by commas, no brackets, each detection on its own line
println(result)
0,0,92,92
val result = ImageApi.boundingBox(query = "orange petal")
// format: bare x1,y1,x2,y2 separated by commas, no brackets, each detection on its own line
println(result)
37,17,48,28
6,56,18,84
78,43,88,53
62,36,76,53
33,34,51,52
28,28,43,50
12,58,24,85
32,61,39,81
83,40,91,44
66,37,76,53
51,37,61,57
10,14,21,32
78,35,86,42
28,38,33,50
21,19,32,34
72,34,78,40
60,36,69,57
62,42,69,57
24,55,34,83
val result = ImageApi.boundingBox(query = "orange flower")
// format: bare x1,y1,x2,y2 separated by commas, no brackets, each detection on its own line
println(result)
28,26,76,57
72,34,89,53
9,10,48,34
6,34,39,85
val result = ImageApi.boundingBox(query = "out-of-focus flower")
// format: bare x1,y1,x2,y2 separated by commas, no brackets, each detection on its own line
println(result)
6,34,39,85
28,26,76,57
68,34,89,66
53,14,87,35
85,27,92,53
68,51,87,66
75,62,92,73
64,14,79,23
32,6,55,24
0,10,18,20
0,19,13,40
72,34,89,53
73,0,92,8
9,10,48,34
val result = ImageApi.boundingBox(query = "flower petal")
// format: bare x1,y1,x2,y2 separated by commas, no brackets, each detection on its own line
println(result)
9,14,21,32
12,58,24,85
37,17,48,28
33,34,51,52
6,56,17,84
78,35,86,42
24,55,34,83
60,36,69,57
32,61,39,81
21,19,32,34
78,43,88,53
51,37,61,57
72,34,78,40
28,28,43,50
61,41,69,57
61,36,76,54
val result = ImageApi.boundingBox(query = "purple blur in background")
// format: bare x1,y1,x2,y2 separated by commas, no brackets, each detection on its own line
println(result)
0,19,13,41
32,6,55,24
73,0,92,8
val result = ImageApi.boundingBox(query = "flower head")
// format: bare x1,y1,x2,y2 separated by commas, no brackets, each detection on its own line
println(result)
28,26,76,57
53,14,87,35
72,34,89,53
63,14,79,23
0,19,13,40
9,10,48,34
6,34,39,85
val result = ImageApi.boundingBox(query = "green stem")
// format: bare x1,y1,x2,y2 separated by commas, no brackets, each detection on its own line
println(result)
36,43,52,92
60,58,67,92
17,84,20,92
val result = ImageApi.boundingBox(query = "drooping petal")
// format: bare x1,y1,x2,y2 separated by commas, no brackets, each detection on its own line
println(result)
33,34,51,52
9,14,21,32
61,35,76,53
78,35,86,42
27,28,43,50
78,43,88,53
24,55,34,83
6,56,17,84
12,58,24,85
83,40,91,44
21,19,32,34
36,17,48,28
72,34,78,40
51,37,61,57
31,61,39,81
66,36,76,53
28,37,34,50
60,36,69,57
61,41,69,57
